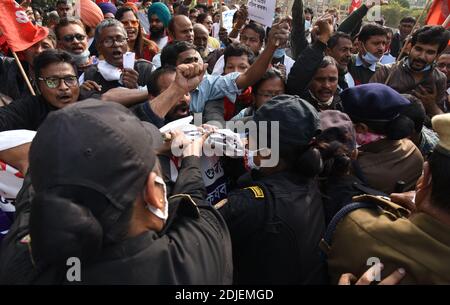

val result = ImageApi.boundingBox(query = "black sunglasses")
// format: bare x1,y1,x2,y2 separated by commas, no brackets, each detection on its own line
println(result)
62,34,86,43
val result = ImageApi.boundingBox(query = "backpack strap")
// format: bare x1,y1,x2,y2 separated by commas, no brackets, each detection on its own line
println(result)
320,201,379,258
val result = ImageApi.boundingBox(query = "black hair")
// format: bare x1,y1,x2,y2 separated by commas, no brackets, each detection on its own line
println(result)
189,8,198,14
196,13,209,25
195,4,208,12
327,31,352,49
115,7,145,59
242,22,265,44
318,55,338,70
400,16,416,24
411,25,450,54
56,0,71,6
252,68,284,95
317,128,353,178
429,149,450,213
384,27,394,36
147,65,177,96
304,7,314,17
34,49,77,82
223,42,255,66
54,17,86,40
160,41,196,67
358,24,388,43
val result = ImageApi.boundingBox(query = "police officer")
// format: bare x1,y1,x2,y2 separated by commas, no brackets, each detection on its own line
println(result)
217,95,327,284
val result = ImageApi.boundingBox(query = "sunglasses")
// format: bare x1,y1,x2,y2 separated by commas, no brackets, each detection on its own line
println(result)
121,20,139,27
62,33,86,43
38,76,78,89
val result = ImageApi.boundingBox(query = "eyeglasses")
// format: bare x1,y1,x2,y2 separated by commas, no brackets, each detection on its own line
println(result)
38,76,78,89
121,20,139,27
62,34,86,43
255,92,283,98
101,36,128,47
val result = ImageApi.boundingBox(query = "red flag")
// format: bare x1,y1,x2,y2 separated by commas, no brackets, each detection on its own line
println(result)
426,0,450,27
0,0,48,52
348,0,362,14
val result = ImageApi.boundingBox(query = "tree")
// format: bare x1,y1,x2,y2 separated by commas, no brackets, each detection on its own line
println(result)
393,0,410,9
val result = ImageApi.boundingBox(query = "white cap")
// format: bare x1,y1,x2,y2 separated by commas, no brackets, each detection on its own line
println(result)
0,130,36,152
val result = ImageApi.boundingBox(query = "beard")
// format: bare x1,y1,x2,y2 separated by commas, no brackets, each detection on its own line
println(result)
150,26,165,40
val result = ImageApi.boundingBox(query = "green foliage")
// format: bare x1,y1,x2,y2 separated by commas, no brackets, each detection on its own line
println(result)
392,0,410,9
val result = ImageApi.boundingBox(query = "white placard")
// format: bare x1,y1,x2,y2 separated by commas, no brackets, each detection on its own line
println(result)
247,0,276,27
222,9,237,33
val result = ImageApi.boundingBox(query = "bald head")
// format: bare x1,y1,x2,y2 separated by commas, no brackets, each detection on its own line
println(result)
168,15,194,43
193,23,209,57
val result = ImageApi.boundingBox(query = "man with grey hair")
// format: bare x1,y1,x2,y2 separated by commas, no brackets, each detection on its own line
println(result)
80,19,154,106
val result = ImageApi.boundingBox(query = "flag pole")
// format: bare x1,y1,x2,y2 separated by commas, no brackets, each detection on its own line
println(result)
12,51,36,96
442,13,450,28
219,0,224,28
384,0,433,85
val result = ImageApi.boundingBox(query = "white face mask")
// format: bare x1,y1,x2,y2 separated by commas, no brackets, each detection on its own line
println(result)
144,175,169,223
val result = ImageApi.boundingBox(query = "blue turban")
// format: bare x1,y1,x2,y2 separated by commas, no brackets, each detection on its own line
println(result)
147,2,172,28
98,3,117,17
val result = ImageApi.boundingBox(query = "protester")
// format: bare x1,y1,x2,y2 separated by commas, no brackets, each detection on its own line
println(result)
115,6,158,61
0,30,56,100
347,24,387,85
370,26,449,118
287,16,342,111
0,49,79,131
391,16,416,58
80,0,104,57
55,0,73,19
55,17,97,77
98,2,118,19
212,22,266,75
196,13,220,50
79,19,153,105
147,2,171,50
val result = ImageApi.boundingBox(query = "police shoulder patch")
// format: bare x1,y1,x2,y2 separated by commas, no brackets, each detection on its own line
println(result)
244,186,265,199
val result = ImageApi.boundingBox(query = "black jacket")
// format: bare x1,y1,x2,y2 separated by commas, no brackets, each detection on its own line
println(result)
0,95,57,131
286,40,343,112
0,57,34,100
0,157,233,284
79,59,154,100
218,170,327,284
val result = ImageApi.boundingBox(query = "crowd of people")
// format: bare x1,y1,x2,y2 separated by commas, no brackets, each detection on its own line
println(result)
0,0,450,285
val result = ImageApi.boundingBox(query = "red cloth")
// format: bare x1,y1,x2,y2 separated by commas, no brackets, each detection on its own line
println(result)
223,87,253,121
348,0,362,14
0,0,48,52
426,0,450,27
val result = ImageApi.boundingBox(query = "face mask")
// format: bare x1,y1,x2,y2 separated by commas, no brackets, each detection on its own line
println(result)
406,58,432,72
273,48,286,59
362,51,381,65
305,20,311,31
70,49,90,66
355,131,385,147
361,44,381,65
144,175,169,223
